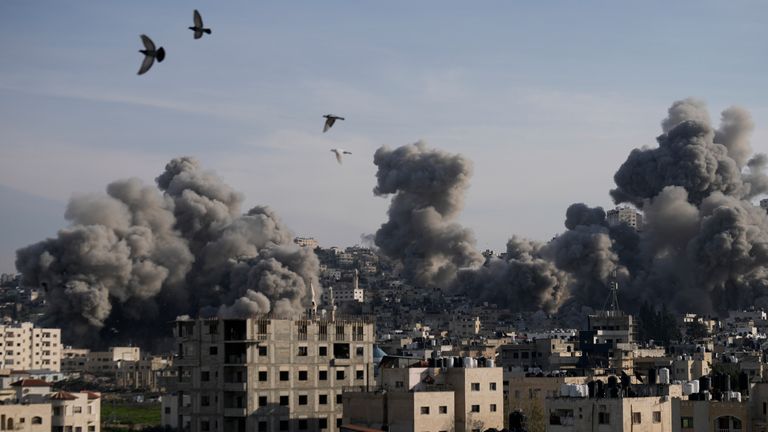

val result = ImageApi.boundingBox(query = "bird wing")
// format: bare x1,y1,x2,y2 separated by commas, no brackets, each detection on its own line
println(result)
194,30,203,39
332,150,342,164
140,34,155,51
137,55,155,75
324,117,335,132
194,10,203,28
343,151,352,154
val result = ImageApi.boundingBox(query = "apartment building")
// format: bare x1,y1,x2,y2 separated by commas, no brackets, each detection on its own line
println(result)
167,314,375,432
50,391,101,432
343,359,504,432
0,323,61,372
546,394,672,432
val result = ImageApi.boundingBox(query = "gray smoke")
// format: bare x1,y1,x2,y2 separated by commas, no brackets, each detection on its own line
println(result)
16,158,318,348
373,141,484,287
457,237,569,313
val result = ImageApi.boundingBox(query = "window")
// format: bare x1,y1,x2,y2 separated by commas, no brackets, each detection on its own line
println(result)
319,346,328,356
490,404,497,412
53,407,62,416
299,395,308,405
319,418,328,429
356,346,364,357
333,343,350,359
356,369,364,380
209,346,217,355
421,406,430,415
258,346,267,356
319,370,328,380
258,421,267,432
490,382,497,391
201,421,210,431
298,346,308,356
259,396,267,407
298,419,308,430
280,371,289,381
32,417,42,425
471,382,480,391
439,406,447,414
319,394,328,405
201,396,210,407
471,405,480,413
681,417,694,429
258,371,267,381
280,420,289,431
632,412,641,424
164,407,171,414
298,370,308,381
598,413,610,424
336,370,345,380
201,371,210,382
336,394,343,404
280,396,289,406
395,381,404,388
653,411,661,423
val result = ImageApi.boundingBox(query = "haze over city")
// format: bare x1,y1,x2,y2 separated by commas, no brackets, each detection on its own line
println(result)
4,1,768,274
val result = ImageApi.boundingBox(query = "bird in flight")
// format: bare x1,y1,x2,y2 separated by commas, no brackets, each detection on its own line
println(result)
330,149,352,164
189,10,212,39
323,114,345,133
137,35,165,75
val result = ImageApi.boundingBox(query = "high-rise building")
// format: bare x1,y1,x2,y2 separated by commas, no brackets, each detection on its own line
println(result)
0,323,61,372
166,314,375,432
606,207,643,231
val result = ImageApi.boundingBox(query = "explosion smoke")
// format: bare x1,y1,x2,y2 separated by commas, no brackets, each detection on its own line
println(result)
16,158,318,347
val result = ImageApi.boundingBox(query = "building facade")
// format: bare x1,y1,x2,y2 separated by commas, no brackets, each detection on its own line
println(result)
168,314,375,432
0,323,61,372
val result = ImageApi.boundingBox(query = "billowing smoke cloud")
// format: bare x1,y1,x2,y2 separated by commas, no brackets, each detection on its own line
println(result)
374,99,768,316
373,141,484,287
16,158,318,347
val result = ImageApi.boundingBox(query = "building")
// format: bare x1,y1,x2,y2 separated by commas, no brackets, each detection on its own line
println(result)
607,207,643,231
761,199,768,213
61,347,89,373
0,403,50,431
0,323,61,372
167,314,375,432
50,391,101,432
449,317,481,338
343,358,504,432
546,394,672,432
295,238,320,249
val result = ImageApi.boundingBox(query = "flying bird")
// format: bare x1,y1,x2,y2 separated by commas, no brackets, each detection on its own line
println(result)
330,148,352,164
189,10,212,39
137,35,165,75
323,114,345,132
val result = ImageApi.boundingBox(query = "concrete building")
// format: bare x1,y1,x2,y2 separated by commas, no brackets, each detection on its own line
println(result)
449,317,481,338
0,403,50,432
61,347,89,373
50,391,101,432
0,323,61,372
343,359,504,432
546,394,672,432
607,207,643,231
295,237,320,249
761,199,768,213
168,314,375,432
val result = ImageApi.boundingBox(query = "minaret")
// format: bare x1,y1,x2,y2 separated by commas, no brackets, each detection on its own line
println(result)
308,280,317,318
328,286,337,321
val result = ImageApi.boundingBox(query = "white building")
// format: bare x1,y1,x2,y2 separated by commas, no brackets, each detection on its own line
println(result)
0,323,61,372
607,207,643,231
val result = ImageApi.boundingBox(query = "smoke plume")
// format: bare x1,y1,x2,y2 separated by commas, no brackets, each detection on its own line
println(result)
16,158,318,347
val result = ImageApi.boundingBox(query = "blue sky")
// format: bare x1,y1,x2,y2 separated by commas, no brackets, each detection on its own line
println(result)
2,1,768,272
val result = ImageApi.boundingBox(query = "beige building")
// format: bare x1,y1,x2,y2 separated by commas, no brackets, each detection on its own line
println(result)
449,317,481,338
0,403,50,431
506,375,590,429
0,323,61,372
167,314,375,432
63,346,168,390
50,391,101,432
343,362,504,432
546,394,672,432
607,207,643,231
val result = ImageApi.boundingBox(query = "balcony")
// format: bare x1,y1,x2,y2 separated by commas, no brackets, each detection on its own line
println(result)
224,408,248,417
223,382,247,392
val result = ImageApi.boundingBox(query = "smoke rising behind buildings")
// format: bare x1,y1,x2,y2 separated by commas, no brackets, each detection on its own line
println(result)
16,157,318,347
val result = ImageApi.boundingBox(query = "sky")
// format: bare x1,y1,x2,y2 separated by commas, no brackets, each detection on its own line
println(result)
2,1,768,273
